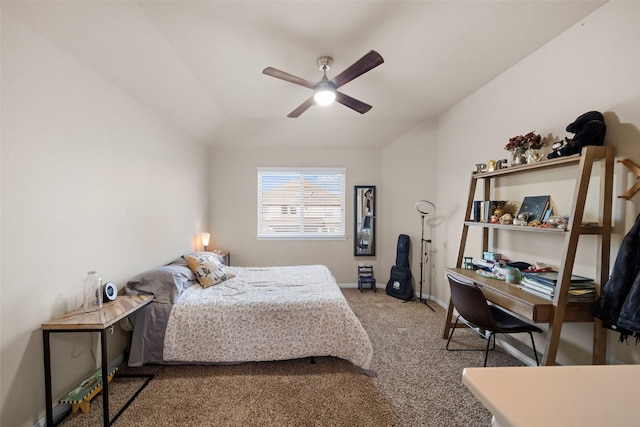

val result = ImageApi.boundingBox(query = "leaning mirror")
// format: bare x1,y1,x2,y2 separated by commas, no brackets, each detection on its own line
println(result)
354,186,376,256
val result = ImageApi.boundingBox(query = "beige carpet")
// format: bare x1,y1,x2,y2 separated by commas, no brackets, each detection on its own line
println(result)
59,288,525,426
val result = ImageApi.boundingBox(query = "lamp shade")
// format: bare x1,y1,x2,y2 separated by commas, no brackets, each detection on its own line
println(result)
313,81,336,106
200,232,210,247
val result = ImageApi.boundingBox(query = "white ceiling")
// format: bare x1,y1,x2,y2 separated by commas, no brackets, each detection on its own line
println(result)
3,1,605,149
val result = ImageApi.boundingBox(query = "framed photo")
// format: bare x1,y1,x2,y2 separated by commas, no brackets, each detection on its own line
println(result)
517,195,550,222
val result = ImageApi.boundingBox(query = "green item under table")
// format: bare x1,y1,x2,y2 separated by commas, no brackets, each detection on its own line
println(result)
60,367,118,414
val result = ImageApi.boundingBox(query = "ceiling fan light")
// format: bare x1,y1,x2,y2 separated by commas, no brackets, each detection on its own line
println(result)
314,88,336,106
313,80,336,106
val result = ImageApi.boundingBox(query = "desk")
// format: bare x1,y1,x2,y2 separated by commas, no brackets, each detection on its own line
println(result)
444,268,594,325
462,365,640,427
444,268,597,365
42,295,153,426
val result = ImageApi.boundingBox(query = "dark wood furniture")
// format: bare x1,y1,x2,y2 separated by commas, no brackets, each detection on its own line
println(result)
42,295,153,426
443,145,614,365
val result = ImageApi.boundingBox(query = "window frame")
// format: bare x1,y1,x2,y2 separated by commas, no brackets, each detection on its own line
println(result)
257,167,347,240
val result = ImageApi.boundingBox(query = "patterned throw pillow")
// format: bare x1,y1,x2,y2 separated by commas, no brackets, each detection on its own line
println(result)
184,253,232,288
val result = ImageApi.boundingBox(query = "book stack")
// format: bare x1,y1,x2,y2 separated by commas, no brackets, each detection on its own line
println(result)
517,271,596,301
476,259,495,271
472,200,506,223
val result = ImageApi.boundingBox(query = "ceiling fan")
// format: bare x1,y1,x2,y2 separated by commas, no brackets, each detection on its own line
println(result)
262,50,384,118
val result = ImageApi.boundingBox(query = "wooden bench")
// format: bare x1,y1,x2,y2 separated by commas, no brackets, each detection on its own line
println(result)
60,367,117,414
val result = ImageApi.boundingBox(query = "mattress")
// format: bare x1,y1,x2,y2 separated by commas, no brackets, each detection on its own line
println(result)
128,264,373,370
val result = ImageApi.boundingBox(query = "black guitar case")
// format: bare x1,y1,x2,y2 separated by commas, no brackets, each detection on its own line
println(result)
386,234,414,300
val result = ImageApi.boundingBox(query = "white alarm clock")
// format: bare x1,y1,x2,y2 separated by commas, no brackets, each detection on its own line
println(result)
103,281,117,302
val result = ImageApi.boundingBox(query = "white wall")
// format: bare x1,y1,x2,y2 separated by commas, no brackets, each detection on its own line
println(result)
1,13,209,427
207,126,440,289
208,147,381,283
381,119,439,299
435,1,640,365
209,122,443,293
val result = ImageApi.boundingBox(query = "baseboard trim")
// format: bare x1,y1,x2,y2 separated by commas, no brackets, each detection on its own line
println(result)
495,335,541,367
35,353,126,427
338,283,448,310
339,282,360,288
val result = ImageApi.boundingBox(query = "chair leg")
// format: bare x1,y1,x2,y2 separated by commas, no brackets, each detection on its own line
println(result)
528,332,540,366
445,317,460,351
484,332,494,367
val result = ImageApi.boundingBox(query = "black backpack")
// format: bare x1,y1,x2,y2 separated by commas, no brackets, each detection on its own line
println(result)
386,234,414,300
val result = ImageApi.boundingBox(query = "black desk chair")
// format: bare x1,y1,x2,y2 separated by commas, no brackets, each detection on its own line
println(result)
446,274,542,366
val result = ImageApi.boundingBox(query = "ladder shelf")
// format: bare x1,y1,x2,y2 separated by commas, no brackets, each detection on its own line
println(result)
444,145,614,365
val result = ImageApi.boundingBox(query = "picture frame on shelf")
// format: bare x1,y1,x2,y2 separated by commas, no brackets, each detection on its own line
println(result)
516,195,550,223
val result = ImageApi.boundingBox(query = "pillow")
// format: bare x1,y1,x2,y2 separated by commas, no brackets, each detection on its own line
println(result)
166,256,189,267
125,265,197,304
183,253,233,288
186,251,227,265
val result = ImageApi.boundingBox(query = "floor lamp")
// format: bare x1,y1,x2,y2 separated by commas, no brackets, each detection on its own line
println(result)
415,200,435,311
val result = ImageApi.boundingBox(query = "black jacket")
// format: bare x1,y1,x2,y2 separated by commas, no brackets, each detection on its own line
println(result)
593,213,640,341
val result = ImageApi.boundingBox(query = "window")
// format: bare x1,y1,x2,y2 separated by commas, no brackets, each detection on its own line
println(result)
257,167,346,239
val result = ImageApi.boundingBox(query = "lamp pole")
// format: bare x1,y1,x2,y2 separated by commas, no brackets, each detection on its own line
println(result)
415,201,435,311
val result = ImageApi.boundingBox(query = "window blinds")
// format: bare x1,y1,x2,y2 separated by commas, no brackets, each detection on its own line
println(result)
257,168,346,239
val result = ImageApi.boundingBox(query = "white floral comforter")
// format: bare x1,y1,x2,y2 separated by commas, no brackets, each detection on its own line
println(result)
163,265,373,370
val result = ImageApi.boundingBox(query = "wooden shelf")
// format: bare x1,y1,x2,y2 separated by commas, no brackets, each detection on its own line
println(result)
463,221,567,234
463,221,605,234
444,145,614,366
470,147,609,179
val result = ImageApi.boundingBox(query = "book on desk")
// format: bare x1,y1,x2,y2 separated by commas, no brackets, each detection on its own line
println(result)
518,271,595,301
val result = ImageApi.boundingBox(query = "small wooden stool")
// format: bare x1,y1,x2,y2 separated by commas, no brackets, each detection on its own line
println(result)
60,367,117,414
357,265,376,292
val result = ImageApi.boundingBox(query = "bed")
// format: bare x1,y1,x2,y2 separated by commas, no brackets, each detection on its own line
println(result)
125,254,373,370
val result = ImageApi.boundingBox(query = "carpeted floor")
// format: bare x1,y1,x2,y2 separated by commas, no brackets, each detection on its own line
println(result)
59,288,525,426
345,289,524,426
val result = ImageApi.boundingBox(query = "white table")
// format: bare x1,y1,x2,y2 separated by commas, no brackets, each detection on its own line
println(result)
462,365,640,427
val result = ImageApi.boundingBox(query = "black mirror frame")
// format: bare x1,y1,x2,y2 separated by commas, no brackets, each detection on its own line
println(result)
354,185,376,256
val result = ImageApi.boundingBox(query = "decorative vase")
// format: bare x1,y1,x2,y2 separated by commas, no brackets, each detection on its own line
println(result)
511,147,527,166
526,148,544,163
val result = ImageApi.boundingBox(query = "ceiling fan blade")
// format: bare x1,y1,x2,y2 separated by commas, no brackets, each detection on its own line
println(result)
331,50,384,89
287,97,315,118
263,67,316,89
335,92,372,114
